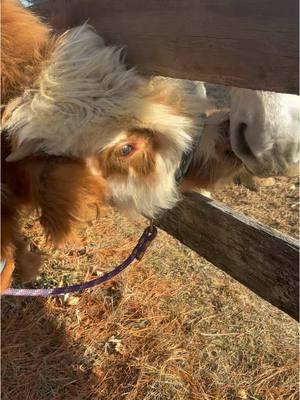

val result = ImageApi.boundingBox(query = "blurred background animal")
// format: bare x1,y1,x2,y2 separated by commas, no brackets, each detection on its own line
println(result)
198,82,299,191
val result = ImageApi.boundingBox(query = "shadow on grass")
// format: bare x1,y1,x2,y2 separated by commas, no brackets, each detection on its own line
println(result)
1,296,98,400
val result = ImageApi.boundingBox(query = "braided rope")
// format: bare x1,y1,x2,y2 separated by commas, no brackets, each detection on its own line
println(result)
3,225,157,297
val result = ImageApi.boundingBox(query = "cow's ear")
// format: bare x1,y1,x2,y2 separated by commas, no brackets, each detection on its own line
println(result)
6,139,44,162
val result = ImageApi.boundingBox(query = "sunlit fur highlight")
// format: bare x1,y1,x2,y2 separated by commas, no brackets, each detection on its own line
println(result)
4,31,210,218
1,0,50,105
4,24,242,218
5,27,200,161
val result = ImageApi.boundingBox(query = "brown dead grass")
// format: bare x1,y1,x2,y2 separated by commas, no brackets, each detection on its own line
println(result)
214,177,299,239
1,190,299,399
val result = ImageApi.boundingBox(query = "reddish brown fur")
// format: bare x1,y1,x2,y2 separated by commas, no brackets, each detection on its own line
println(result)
1,1,107,290
1,0,50,104
0,259,14,293
183,151,241,191
99,130,158,179
97,114,241,192
2,134,107,285
182,110,242,191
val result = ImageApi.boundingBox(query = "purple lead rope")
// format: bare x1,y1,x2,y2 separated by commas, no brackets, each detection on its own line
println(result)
3,225,157,297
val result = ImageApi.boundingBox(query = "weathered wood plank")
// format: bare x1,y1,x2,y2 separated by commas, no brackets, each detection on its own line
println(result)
33,0,299,93
156,193,299,320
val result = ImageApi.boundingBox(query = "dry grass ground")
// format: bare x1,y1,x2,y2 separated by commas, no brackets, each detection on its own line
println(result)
214,177,299,240
2,83,299,399
2,175,299,400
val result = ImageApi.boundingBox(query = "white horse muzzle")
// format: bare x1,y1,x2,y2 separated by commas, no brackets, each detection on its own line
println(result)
230,88,300,177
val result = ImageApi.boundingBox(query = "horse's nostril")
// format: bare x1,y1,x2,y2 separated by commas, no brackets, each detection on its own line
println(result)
219,119,230,138
235,122,255,158
238,122,247,132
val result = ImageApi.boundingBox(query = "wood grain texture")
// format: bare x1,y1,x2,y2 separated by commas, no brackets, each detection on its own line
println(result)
156,193,299,320
33,0,299,93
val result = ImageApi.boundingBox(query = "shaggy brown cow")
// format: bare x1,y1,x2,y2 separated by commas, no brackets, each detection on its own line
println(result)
1,1,241,291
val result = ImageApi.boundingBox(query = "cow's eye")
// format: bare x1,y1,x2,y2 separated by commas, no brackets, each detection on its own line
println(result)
120,144,134,156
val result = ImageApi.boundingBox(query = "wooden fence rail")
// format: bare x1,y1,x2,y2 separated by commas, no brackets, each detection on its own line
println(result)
156,194,299,320
33,0,299,93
